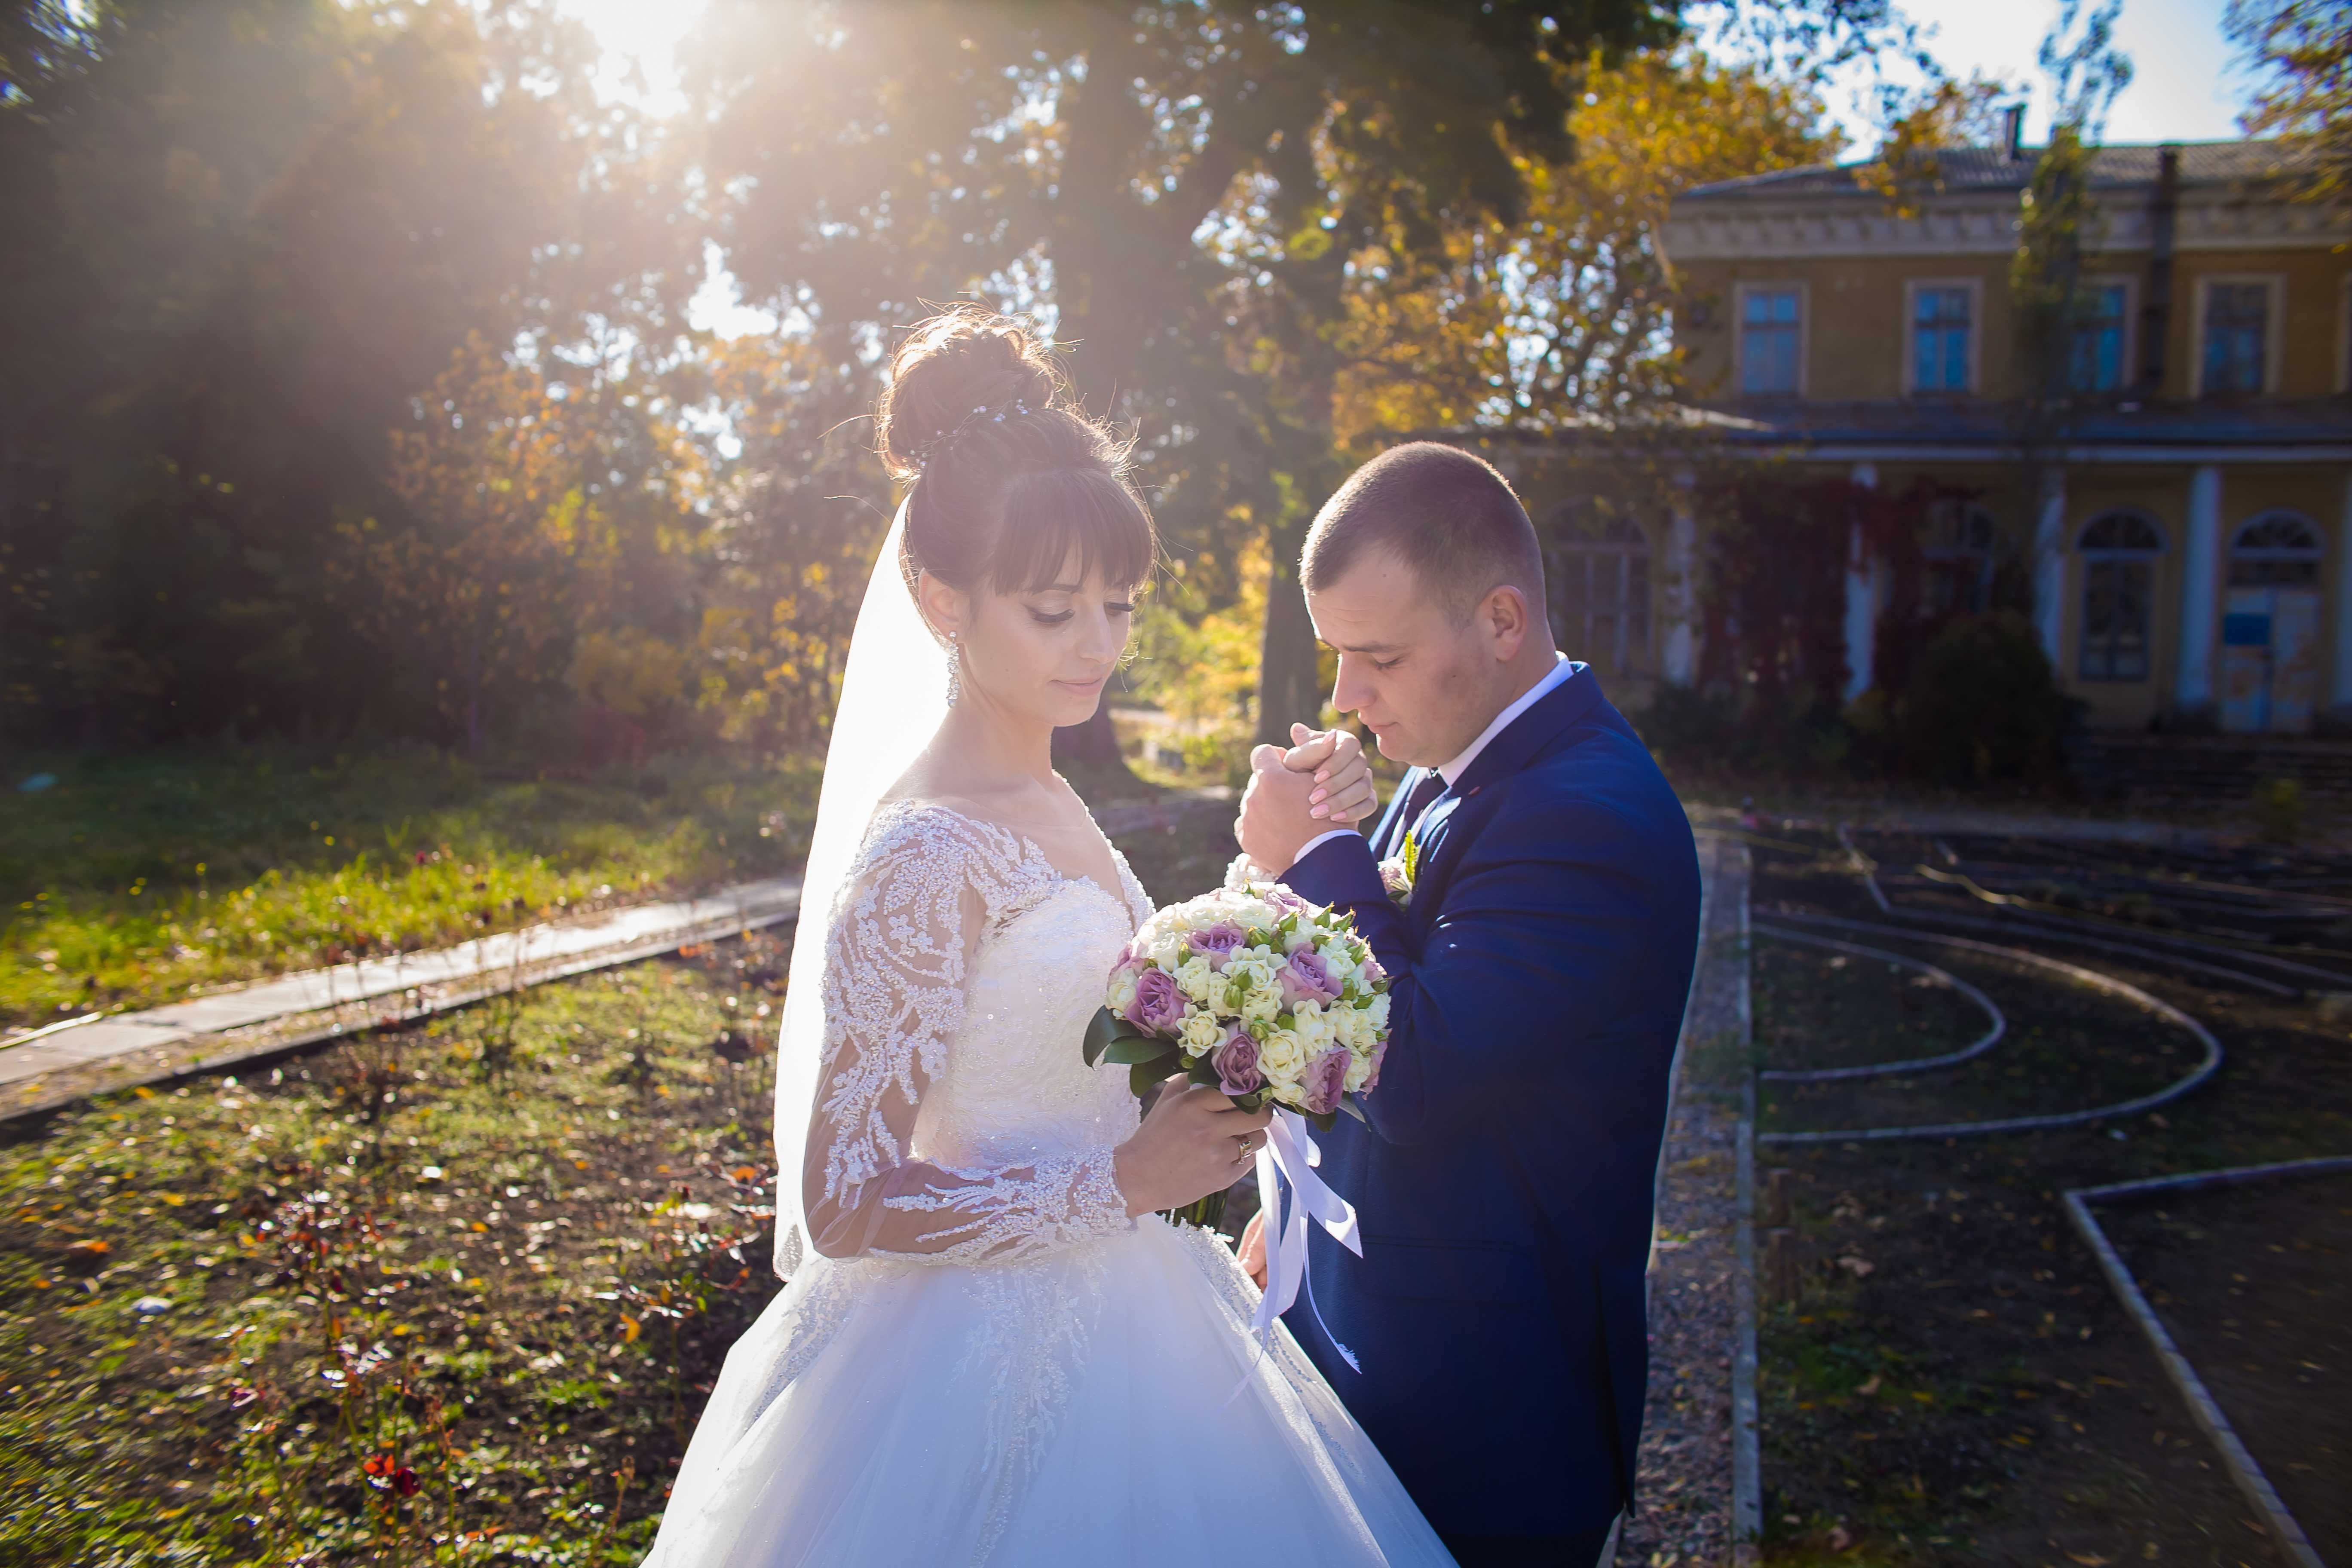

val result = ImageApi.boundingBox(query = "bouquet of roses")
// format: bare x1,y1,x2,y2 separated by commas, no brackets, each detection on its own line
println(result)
1084,885,1390,1225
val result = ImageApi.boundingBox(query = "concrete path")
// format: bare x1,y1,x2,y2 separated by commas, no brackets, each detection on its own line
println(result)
0,789,1233,1121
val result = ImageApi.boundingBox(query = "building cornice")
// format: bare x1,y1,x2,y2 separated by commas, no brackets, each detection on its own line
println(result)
1663,192,2350,263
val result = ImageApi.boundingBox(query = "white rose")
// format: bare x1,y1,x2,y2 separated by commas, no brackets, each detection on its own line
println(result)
1283,925,1317,954
1326,1005,1361,1052
1366,992,1391,1031
1179,1012,1223,1057
1344,1051,1374,1092
1223,954,1277,994
1316,940,1359,980
1290,1000,1334,1054
1174,955,1218,1004
1107,973,1139,1017
1240,989,1282,1024
1259,1028,1306,1080
1232,900,1279,930
1150,936,1185,972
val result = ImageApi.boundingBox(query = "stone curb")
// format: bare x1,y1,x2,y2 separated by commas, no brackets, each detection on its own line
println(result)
1752,926,2007,1083
1755,912,2223,1146
2064,1157,2352,1568
0,790,1238,1124
1723,839,1761,1568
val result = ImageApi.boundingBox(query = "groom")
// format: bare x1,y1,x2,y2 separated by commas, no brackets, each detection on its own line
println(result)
1236,442,1701,1568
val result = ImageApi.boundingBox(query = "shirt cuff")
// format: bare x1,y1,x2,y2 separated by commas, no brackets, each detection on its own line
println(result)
1285,828,1360,874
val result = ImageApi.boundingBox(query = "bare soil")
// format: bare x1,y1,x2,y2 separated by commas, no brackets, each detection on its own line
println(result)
1746,827,2352,1568
2098,1170,2352,1562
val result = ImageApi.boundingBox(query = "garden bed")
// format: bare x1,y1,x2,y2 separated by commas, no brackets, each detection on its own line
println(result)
2095,1169,2352,1562
1745,827,2351,1568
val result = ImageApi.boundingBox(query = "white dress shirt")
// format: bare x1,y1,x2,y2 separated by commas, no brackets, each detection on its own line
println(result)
1287,652,1575,870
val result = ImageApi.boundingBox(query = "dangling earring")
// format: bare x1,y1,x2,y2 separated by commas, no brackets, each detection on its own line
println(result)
945,631,963,707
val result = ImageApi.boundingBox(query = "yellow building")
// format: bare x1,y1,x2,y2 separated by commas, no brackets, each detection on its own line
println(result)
1639,136,2352,733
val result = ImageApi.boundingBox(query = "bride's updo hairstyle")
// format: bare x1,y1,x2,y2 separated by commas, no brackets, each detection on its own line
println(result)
877,305,1155,602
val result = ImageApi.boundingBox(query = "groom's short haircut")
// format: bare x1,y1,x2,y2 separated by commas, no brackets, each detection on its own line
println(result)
1300,441,1545,625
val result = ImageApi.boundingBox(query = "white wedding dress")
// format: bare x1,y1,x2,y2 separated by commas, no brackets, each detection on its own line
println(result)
640,799,1454,1566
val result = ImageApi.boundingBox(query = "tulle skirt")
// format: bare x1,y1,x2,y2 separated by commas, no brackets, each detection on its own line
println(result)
640,1216,1455,1566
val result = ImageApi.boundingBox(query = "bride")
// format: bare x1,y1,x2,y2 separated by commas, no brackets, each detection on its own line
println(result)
640,307,1455,1566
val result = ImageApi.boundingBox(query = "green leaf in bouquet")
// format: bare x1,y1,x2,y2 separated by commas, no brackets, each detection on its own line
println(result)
1185,1057,1222,1089
1102,1034,1174,1066
1128,1057,1176,1099
1083,1006,1149,1067
1306,1108,1339,1134
1338,1094,1368,1124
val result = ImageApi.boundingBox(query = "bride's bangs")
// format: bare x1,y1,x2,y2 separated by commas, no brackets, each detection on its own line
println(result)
995,466,1157,595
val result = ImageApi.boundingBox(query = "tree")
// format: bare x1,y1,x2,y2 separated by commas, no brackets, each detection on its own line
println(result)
679,2,1700,745
0,0,678,744
684,334,892,754
2229,0,2352,208
1333,49,1840,435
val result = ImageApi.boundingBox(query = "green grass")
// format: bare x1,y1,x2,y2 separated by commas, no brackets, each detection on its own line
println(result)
0,932,788,1566
1,745,820,1032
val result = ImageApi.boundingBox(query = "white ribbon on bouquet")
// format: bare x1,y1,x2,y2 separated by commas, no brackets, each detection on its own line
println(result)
1248,1108,1363,1372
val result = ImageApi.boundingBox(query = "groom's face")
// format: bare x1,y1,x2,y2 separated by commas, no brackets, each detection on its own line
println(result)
1305,548,1509,769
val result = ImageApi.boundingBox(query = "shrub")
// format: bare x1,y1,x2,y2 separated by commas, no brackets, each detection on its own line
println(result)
1890,612,2074,784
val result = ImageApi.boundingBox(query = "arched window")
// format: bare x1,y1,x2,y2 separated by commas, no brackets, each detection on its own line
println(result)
1550,511,1652,674
2228,511,2323,587
1923,500,2003,616
2077,509,2164,683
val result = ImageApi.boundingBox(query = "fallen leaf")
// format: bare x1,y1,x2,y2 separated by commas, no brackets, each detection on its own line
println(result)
1837,1254,1876,1278
2068,1553,2112,1566
1856,1375,1882,1396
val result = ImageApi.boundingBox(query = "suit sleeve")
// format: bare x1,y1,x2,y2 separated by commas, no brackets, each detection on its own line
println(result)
1282,794,1685,1147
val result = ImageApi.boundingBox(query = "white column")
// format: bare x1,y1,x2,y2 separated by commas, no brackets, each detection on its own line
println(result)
2333,469,2352,712
2033,467,2068,673
1843,462,1878,701
1662,467,1699,686
2176,464,2225,712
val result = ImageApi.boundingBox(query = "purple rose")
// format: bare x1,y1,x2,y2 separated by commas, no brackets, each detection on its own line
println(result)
1260,884,1312,915
1279,948,1343,1007
1302,1046,1351,1116
1210,1026,1264,1096
1127,966,1187,1034
1360,1036,1387,1092
1358,953,1388,989
1186,921,1249,970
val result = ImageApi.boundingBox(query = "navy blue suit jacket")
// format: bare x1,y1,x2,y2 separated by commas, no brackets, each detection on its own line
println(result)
1277,666,1700,1540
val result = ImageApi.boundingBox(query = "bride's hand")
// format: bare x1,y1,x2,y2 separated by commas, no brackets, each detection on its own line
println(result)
1236,1210,1268,1290
1284,723,1376,826
1113,1075,1273,1217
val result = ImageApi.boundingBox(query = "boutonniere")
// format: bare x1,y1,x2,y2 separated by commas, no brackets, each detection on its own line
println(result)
1380,847,1415,909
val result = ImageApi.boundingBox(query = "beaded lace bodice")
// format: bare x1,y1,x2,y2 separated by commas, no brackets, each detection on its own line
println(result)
799,799,1149,1265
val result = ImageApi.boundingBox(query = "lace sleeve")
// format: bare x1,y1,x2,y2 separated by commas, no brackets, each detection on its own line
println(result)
799,807,1131,1264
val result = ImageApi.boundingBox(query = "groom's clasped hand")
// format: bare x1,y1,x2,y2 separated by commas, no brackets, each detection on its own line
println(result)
1233,722,1379,879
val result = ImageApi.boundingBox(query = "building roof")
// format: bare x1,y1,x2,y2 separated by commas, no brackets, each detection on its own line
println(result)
1680,140,2309,205
1450,400,2352,463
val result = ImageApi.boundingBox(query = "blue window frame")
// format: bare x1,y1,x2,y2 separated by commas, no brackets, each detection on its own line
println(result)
2202,282,2270,395
2068,283,2128,393
1912,285,1972,392
1740,287,1801,395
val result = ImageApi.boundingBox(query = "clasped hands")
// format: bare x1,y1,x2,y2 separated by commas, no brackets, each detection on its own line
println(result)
1234,723,1377,879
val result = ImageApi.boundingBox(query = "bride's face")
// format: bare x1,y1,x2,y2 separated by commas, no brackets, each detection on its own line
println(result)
922,549,1136,730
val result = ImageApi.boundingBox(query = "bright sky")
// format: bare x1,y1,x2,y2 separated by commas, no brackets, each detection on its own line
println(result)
554,0,2263,342
1816,0,2255,152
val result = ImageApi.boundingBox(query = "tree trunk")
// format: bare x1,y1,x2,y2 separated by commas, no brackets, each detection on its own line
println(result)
1052,698,1126,769
1255,511,1325,745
